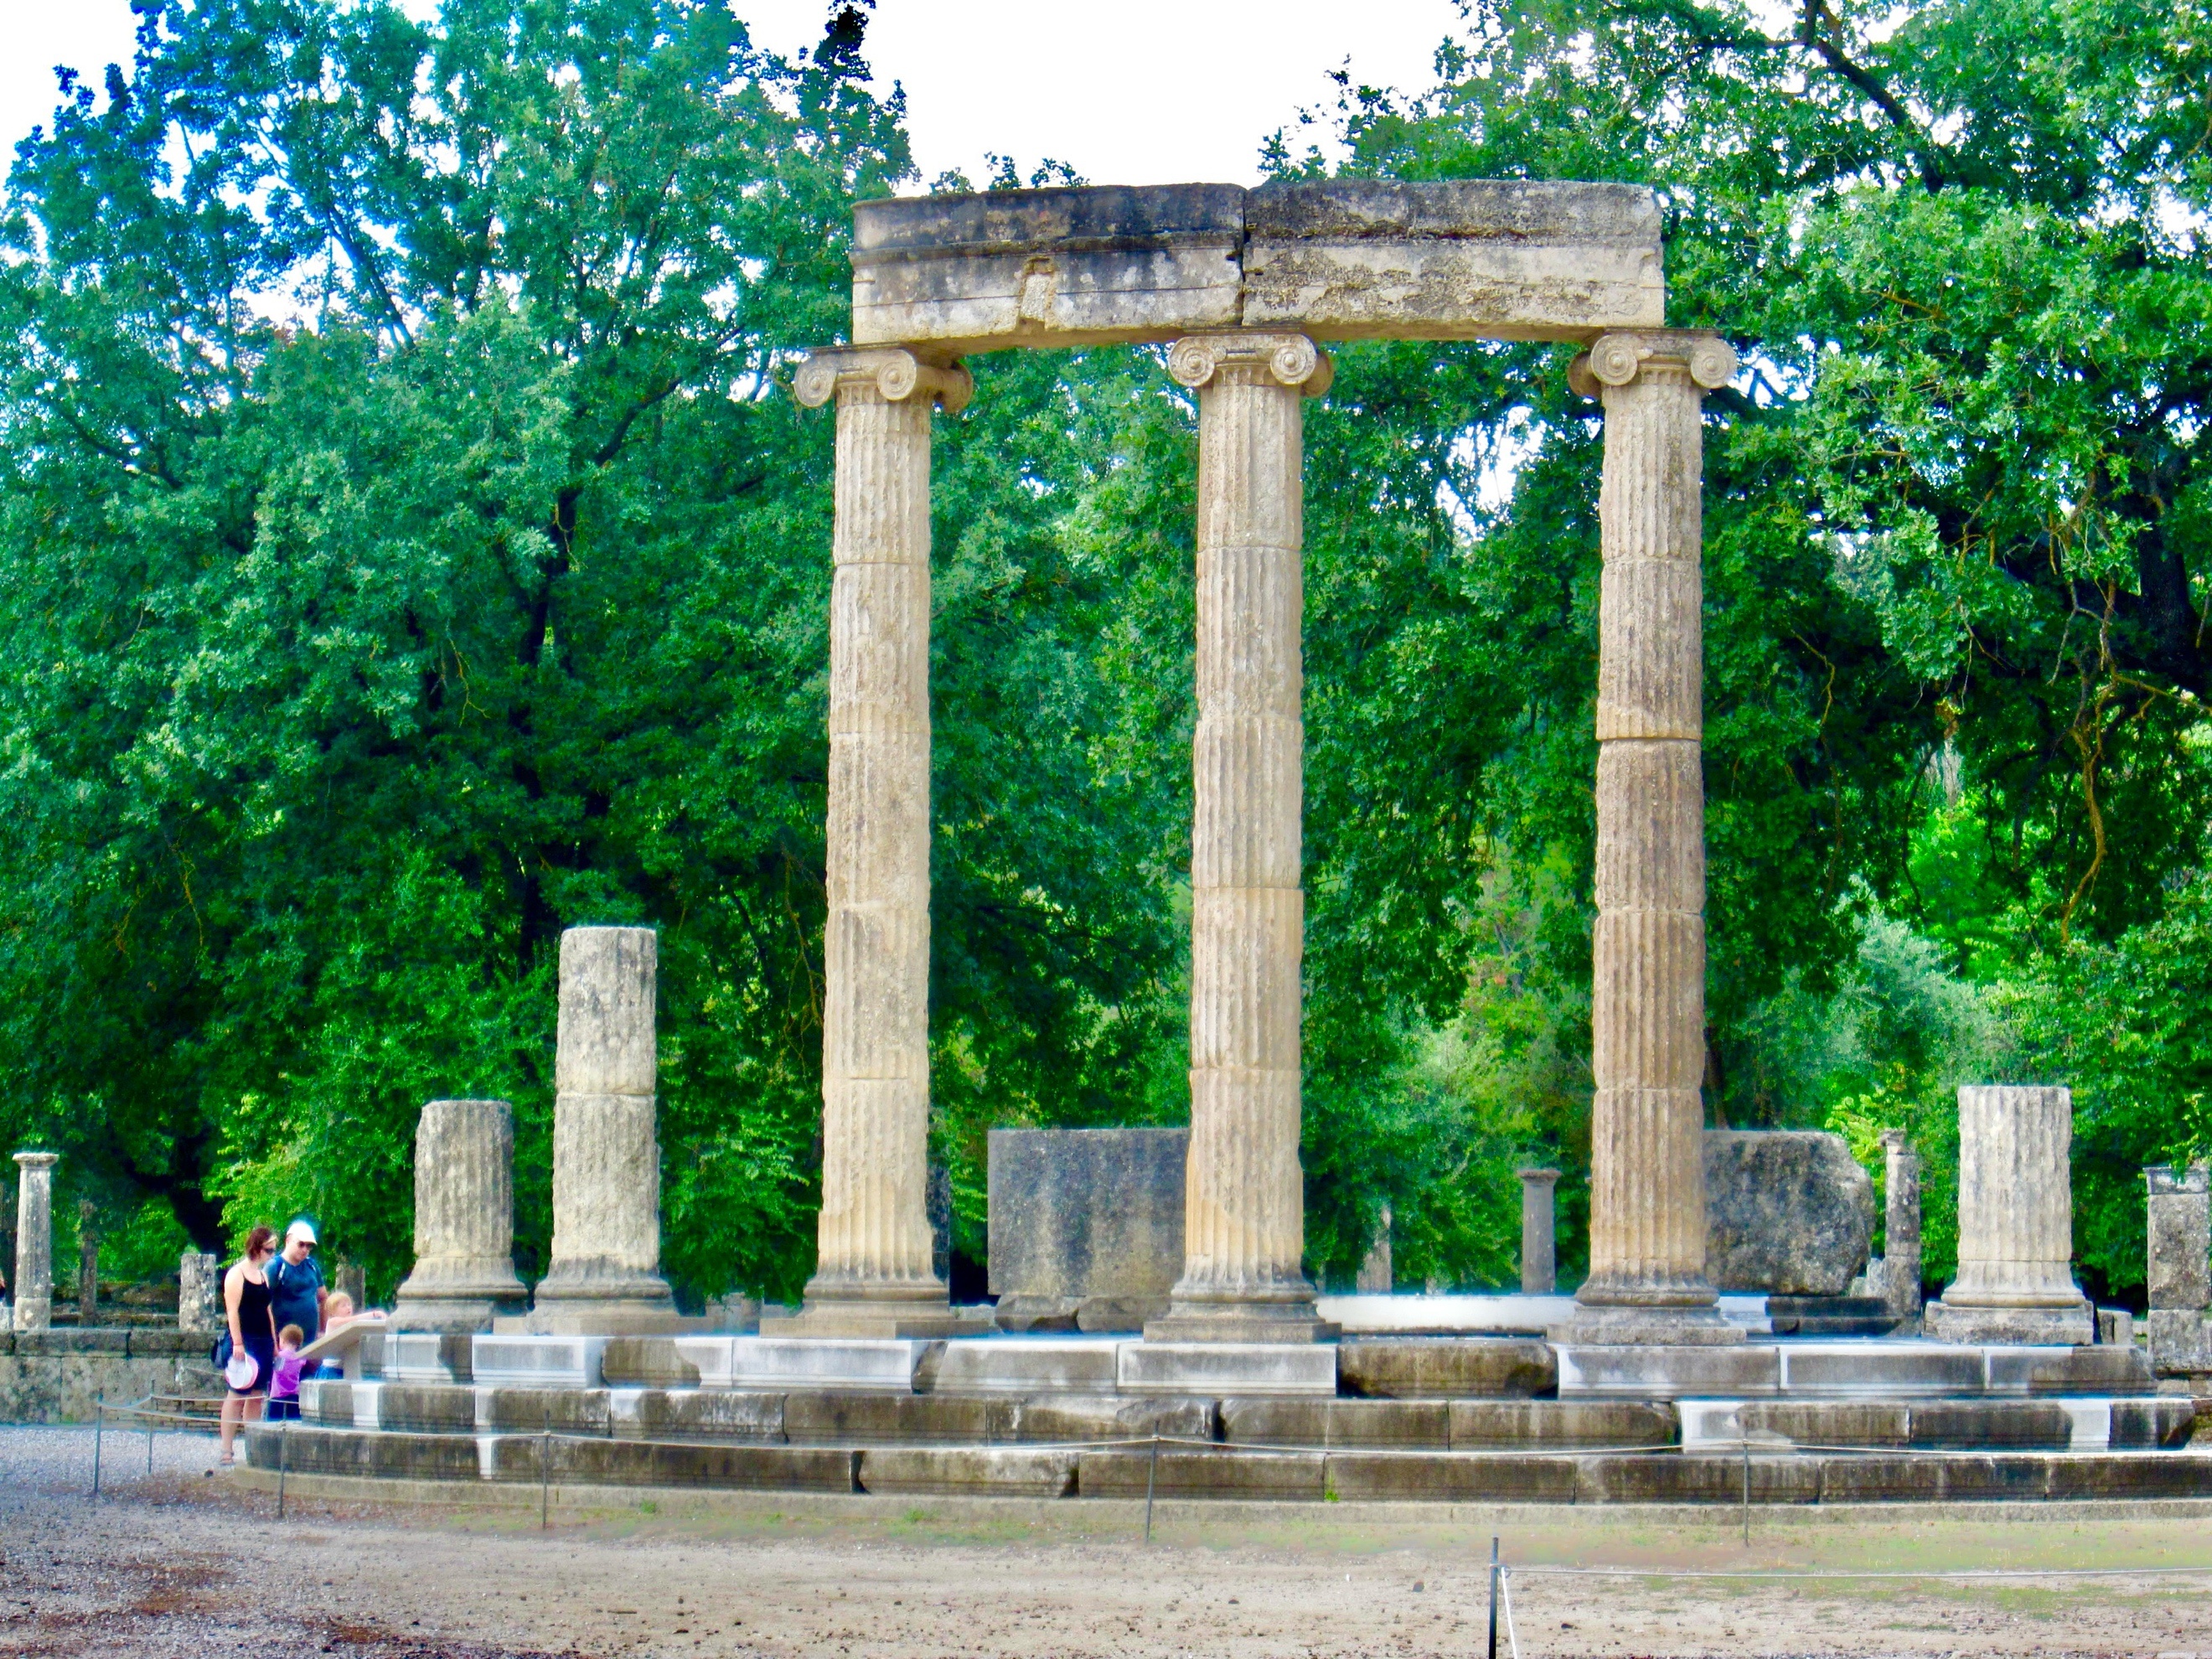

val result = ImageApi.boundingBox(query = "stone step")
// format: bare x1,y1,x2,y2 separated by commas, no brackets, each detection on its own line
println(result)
241,1422,2212,1506
299,1382,2191,1455
1558,1341,2155,1398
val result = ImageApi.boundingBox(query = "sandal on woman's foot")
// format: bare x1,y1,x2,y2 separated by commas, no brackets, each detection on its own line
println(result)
218,1454,235,1466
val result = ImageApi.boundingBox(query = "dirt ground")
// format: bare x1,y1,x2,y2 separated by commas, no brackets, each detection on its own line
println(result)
5,1427,2212,1657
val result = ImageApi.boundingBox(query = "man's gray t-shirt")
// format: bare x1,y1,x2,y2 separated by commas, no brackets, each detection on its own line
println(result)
267,1253,322,1343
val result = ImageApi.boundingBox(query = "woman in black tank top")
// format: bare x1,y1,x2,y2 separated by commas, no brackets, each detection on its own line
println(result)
220,1223,279,1465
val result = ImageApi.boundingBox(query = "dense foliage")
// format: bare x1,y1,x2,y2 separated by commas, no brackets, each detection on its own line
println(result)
0,0,2204,1306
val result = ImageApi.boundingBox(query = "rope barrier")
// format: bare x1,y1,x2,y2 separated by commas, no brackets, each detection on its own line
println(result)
230,1419,2204,1462
1503,1564,2212,1582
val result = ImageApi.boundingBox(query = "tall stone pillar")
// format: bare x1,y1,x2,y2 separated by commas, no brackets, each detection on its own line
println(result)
12,1152,55,1332
1518,1168,1561,1295
1558,330,1743,1346
1148,333,1334,1345
1926,1085,2093,1344
393,1099,528,1332
75,1200,98,1322
2143,1163,2211,1378
178,1251,221,1334
530,927,677,1331
790,345,984,1339
1879,1129,1923,1322
1355,1206,1393,1294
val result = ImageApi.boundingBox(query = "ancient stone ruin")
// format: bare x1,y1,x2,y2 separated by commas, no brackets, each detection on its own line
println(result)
36,175,2198,1509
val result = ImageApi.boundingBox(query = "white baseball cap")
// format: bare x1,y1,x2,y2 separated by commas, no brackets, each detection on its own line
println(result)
285,1218,318,1246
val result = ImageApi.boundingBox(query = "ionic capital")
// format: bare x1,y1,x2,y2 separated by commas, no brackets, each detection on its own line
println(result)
1167,332,1333,398
1569,329,1738,399
793,346,973,414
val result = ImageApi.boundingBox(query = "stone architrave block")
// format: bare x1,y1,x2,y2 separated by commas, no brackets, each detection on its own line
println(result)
1702,1131,1873,1295
850,181,1664,354
1239,179,1665,341
986,1128,1187,1331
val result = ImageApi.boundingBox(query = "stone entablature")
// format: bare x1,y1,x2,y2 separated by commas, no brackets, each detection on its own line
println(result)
850,180,1665,354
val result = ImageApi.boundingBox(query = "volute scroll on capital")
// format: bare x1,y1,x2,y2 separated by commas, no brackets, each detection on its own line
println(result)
793,346,974,414
1166,332,1334,399
1568,329,1739,399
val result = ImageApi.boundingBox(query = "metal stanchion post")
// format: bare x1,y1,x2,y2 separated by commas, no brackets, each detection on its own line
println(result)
1488,1535,1500,1659
277,1420,289,1519
1740,1440,1750,1546
541,1402,552,1532
91,1399,104,1501
1143,1434,1159,1544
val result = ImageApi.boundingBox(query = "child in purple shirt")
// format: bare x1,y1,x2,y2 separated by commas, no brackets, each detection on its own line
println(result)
266,1324,306,1420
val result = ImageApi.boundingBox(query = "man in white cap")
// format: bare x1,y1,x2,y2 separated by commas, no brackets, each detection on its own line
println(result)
267,1217,328,1345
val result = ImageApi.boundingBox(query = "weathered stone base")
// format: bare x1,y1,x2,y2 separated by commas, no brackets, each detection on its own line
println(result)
1550,1302,1749,1346
2149,1309,2212,1377
0,1328,219,1423
1144,1304,1341,1345
389,1300,511,1336
1118,1342,1337,1396
1925,1299,2096,1346
1336,1337,1556,1399
521,1301,690,1337
991,1295,1170,1334
778,1310,997,1340
1765,1295,1903,1336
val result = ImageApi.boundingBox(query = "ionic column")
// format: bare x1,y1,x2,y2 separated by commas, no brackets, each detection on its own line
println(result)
1147,333,1332,1344
1559,330,1743,1346
791,346,981,1338
530,926,677,1330
1879,1129,1923,1322
393,1099,528,1333
1518,1168,1561,1295
1927,1085,2093,1344
12,1152,55,1332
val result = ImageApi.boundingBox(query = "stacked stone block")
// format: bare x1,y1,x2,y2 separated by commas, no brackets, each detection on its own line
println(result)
2146,1163,2212,1381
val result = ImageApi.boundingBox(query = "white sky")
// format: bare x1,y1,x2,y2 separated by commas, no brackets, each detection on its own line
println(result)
0,0,1465,188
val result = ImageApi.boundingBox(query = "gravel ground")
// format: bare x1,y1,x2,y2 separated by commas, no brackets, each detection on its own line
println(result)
5,1425,2212,1656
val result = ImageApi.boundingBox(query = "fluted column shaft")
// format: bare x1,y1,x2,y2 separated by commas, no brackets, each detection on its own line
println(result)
1563,330,1741,1345
12,1152,54,1332
393,1098,527,1332
1947,1087,2081,1304
1149,333,1332,1343
533,926,675,1322
1926,1085,2093,1343
792,346,980,1337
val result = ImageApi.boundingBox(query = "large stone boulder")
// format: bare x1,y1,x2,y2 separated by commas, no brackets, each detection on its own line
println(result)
1703,1131,1873,1296
987,1129,1186,1331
